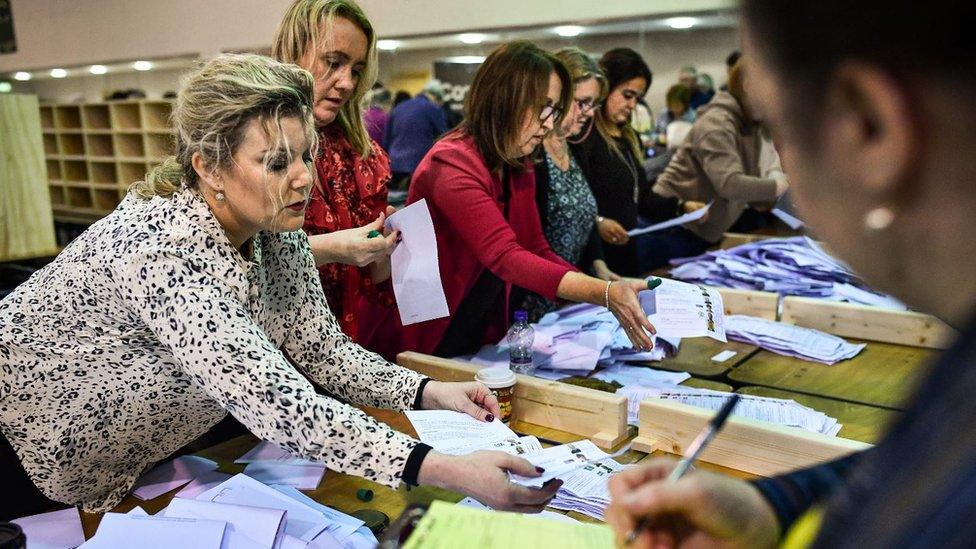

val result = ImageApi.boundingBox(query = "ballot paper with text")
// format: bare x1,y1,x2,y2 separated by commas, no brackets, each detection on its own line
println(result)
510,440,611,487
627,202,712,237
405,410,532,455
641,278,727,342
385,198,450,325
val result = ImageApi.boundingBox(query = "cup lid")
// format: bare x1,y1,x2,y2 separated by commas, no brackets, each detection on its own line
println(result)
475,367,517,388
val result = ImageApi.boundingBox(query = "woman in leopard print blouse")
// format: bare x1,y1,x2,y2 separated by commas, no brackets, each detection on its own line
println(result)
0,54,559,520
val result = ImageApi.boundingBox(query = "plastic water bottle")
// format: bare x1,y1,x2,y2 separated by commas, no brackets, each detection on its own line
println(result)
507,309,535,374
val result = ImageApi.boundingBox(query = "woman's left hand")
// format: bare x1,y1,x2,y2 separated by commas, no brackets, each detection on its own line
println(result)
420,381,501,422
607,279,657,350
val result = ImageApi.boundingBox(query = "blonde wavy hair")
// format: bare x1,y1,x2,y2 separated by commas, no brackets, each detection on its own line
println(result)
553,47,608,98
131,54,316,205
272,0,378,158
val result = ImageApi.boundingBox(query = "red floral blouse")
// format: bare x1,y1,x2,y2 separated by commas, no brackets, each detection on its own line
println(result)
303,123,395,345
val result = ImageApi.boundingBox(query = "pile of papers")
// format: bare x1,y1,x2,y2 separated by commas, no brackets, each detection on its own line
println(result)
726,315,866,365
669,236,905,309
234,441,327,490
461,278,727,381
619,385,841,436
547,458,626,521
407,411,629,523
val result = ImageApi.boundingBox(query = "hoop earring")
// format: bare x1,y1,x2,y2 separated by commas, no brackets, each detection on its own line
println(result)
863,206,894,231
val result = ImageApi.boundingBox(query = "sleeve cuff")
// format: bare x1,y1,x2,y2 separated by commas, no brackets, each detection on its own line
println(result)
413,377,434,410
401,442,433,486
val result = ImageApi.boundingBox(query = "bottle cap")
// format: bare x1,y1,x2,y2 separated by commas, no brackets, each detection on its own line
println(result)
0,523,25,549
514,310,528,322
475,367,517,389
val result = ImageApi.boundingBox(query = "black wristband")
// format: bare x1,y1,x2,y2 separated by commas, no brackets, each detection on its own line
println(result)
413,378,433,410
401,443,433,486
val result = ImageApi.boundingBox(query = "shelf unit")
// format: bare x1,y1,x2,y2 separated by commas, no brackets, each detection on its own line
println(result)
39,100,176,222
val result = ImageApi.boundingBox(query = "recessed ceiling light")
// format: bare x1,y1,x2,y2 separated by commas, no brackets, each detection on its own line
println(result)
377,39,400,51
50,68,68,78
89,65,108,75
458,33,486,45
666,17,697,29
13,71,31,81
0,82,12,93
133,60,153,71
554,25,584,37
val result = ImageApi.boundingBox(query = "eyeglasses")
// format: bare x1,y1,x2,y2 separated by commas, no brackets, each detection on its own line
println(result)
574,98,600,113
539,103,564,124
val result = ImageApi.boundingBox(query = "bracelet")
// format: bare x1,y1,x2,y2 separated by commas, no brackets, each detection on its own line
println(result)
596,215,605,224
604,280,614,310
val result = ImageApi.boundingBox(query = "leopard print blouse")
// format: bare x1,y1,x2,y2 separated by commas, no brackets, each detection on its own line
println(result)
0,187,426,512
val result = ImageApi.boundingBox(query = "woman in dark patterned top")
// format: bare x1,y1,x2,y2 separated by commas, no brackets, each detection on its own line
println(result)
518,47,620,321
606,2,976,548
0,54,559,521
273,0,398,346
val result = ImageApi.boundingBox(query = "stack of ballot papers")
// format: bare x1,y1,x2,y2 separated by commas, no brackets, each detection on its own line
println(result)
509,440,611,487
547,458,627,521
459,278,727,380
235,441,327,490
725,315,866,364
403,500,613,549
618,385,841,436
405,410,543,455
669,236,906,309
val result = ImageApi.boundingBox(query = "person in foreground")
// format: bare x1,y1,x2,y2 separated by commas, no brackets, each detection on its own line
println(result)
0,54,559,522
606,1,976,547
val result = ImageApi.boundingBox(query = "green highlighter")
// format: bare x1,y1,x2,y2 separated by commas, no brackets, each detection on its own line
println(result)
646,277,663,291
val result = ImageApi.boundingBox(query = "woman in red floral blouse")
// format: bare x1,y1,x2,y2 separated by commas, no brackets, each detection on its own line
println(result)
273,0,398,345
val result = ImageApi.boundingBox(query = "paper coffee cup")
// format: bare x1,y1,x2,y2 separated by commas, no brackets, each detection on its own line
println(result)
475,367,517,422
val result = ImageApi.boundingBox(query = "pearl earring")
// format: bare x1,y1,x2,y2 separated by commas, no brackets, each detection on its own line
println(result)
863,206,894,231
216,191,225,202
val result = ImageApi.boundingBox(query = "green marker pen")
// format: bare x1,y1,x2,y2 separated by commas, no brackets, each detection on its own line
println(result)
646,277,663,291
367,229,381,238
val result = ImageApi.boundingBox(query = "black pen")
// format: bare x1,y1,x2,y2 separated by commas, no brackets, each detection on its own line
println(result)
625,394,741,545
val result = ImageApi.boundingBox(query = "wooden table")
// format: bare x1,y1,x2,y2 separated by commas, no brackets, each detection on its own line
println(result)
737,386,899,444
728,340,936,410
651,338,758,378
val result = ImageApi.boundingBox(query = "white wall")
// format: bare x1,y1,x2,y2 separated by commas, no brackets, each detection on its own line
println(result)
1,0,735,73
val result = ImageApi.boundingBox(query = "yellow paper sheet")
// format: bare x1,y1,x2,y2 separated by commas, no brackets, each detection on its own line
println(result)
402,500,614,549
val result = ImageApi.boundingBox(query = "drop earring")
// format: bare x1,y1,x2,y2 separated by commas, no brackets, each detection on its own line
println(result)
863,206,895,231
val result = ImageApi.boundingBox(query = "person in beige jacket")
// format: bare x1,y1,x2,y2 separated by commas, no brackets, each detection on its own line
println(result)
653,61,789,244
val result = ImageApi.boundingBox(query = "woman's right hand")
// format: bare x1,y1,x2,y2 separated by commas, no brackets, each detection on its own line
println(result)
308,212,399,268
418,450,563,512
605,457,780,549
596,216,630,246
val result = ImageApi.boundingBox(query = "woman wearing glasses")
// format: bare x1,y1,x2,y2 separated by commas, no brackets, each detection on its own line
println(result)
515,47,621,321
370,41,657,359
573,48,706,277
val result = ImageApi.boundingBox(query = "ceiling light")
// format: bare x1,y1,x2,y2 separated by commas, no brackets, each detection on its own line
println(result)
554,25,584,37
133,60,153,71
89,65,108,75
444,55,486,64
666,17,697,29
377,39,400,51
0,82,11,93
13,71,31,81
50,68,68,78
458,33,485,45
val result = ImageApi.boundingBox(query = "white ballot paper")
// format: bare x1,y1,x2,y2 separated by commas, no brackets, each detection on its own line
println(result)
131,455,219,500
79,513,226,549
641,278,726,342
511,440,610,487
456,497,580,524
195,474,331,543
11,507,86,549
235,441,317,466
243,462,326,490
405,410,518,454
384,199,450,325
626,203,711,237
164,498,286,549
